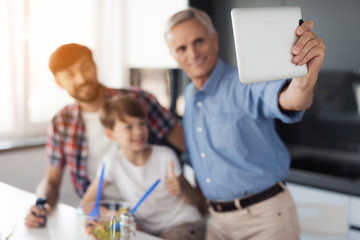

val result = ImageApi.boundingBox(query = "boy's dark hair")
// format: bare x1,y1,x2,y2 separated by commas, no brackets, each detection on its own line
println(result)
100,95,147,129
49,43,93,75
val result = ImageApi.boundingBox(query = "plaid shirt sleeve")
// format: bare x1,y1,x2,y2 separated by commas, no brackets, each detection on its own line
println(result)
128,88,177,141
46,113,66,168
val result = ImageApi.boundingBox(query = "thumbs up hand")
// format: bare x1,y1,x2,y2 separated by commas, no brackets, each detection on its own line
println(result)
165,160,182,196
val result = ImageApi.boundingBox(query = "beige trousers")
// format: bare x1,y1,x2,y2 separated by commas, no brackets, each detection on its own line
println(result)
160,220,206,240
206,184,300,240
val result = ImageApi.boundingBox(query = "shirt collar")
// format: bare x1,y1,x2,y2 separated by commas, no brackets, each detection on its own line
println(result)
190,58,226,96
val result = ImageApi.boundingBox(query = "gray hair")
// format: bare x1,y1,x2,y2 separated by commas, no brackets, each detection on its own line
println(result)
164,7,216,43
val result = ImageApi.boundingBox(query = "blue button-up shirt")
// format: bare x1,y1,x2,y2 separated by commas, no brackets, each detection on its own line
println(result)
183,59,304,201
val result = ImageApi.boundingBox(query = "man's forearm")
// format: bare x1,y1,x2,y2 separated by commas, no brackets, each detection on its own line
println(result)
179,176,205,207
179,176,200,205
35,177,60,207
179,176,208,216
279,74,317,111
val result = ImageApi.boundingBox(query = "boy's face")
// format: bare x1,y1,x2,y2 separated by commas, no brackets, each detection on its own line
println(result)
108,115,149,152
54,56,101,103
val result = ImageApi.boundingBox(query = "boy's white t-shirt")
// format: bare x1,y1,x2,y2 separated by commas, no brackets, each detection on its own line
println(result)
97,144,202,235
82,111,120,200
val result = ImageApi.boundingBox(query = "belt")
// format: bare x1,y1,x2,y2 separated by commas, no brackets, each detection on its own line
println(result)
209,182,284,213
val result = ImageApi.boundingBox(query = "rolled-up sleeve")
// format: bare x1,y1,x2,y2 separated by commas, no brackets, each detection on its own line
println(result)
254,79,304,123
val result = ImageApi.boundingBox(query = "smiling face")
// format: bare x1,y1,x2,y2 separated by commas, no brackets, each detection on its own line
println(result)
54,56,101,103
167,18,219,90
107,115,149,154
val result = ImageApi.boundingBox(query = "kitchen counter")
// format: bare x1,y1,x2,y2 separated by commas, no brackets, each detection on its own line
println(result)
287,168,360,196
286,145,360,197
0,182,162,240
285,145,360,239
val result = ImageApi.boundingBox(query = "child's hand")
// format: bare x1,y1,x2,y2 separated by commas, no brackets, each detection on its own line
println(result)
165,160,182,196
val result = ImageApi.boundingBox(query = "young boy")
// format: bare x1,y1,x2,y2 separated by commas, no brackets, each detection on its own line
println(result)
81,95,205,240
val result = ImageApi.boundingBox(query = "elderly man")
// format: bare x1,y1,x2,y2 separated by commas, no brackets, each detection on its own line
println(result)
164,7,325,240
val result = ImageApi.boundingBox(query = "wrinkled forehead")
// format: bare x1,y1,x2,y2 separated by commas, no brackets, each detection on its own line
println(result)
167,18,210,45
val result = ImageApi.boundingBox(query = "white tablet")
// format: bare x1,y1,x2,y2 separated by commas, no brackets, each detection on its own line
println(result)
231,6,308,84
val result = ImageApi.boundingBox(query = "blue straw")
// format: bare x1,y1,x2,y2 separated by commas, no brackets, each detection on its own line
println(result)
88,162,105,218
114,178,161,231
130,179,161,215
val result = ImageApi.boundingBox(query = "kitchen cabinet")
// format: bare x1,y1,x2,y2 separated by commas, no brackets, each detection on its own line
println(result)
349,197,360,239
287,183,360,240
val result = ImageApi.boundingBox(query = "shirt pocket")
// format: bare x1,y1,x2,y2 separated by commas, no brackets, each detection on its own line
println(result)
208,114,238,149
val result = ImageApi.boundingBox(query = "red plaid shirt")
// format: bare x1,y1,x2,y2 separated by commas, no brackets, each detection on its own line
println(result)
46,86,176,197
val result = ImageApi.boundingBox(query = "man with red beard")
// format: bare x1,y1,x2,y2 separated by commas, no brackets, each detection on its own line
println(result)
25,43,186,228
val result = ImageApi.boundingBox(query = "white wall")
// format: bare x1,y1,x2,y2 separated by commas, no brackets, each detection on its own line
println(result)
0,146,79,207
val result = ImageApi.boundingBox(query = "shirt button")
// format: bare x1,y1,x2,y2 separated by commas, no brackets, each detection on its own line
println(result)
200,152,206,158
197,102,202,107
197,127,202,132
206,178,211,183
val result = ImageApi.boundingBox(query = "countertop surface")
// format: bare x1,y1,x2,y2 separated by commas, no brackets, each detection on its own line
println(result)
286,145,360,197
0,182,162,240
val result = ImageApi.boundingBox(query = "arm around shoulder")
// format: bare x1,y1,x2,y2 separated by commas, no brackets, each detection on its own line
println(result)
165,122,186,152
136,89,186,152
